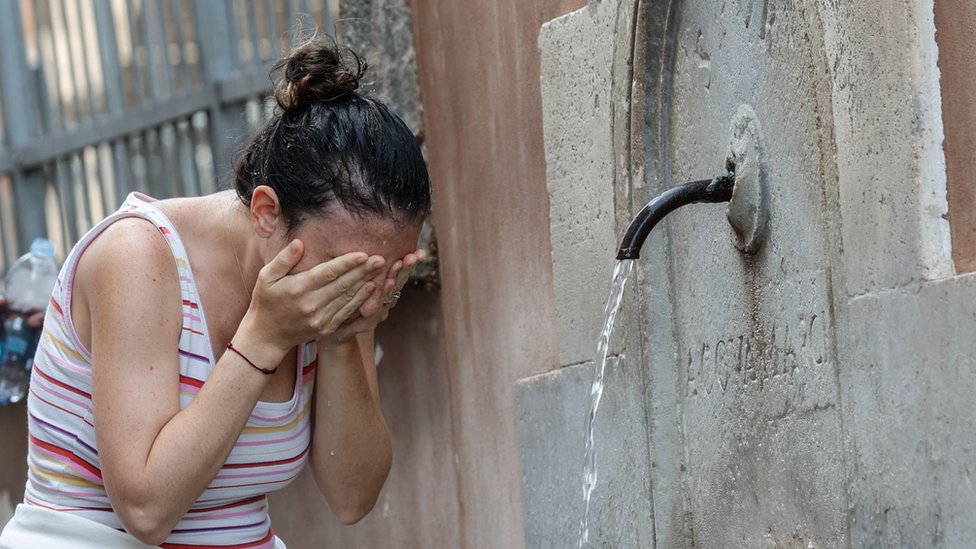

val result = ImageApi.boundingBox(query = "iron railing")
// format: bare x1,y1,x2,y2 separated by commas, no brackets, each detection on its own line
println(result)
0,0,335,272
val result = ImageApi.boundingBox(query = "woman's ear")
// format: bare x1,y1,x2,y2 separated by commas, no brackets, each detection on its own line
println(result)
249,185,281,238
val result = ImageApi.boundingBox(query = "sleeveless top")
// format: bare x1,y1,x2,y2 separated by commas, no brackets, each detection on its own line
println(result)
22,192,316,548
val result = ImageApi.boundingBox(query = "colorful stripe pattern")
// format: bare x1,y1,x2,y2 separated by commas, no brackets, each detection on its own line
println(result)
23,193,316,548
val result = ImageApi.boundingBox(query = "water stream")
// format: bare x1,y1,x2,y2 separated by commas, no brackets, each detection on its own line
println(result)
578,259,636,548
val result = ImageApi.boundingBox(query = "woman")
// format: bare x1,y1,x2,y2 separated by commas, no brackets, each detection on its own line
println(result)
0,38,429,548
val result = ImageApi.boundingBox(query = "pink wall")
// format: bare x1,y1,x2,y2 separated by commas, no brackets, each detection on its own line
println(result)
272,0,585,546
936,0,976,272
407,0,585,546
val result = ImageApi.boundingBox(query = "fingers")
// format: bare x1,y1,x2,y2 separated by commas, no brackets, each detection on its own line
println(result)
386,250,422,303
260,240,305,284
302,254,383,332
350,248,427,319
355,259,390,317
253,244,431,347
27,312,45,330
385,260,403,294
357,290,384,319
312,255,382,308
324,249,426,341
394,254,417,290
0,296,44,328
306,252,372,289
324,280,376,334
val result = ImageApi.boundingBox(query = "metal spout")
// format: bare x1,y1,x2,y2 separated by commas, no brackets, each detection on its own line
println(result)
616,173,736,260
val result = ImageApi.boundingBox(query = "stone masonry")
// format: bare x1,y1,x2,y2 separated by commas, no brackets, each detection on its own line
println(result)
517,0,972,547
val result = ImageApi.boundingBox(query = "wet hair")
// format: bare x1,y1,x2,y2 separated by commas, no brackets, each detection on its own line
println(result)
234,38,431,232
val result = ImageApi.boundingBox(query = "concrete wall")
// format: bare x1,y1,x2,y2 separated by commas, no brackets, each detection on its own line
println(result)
519,0,976,547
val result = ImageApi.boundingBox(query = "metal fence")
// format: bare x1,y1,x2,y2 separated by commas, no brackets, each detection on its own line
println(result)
0,0,335,272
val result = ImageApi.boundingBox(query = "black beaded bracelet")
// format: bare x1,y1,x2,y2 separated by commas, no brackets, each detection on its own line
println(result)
226,341,277,375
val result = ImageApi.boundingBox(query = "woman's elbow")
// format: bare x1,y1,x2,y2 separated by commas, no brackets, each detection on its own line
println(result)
323,473,389,525
107,487,178,546
314,458,392,525
116,504,174,546
128,526,171,547
334,494,380,525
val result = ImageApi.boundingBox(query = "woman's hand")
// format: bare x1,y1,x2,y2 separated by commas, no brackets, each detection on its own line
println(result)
0,295,45,329
326,249,426,343
237,240,385,360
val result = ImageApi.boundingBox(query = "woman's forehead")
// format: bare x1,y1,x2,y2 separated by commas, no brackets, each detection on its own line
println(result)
296,210,419,259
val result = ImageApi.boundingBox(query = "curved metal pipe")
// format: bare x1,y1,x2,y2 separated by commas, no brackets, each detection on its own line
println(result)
616,173,736,260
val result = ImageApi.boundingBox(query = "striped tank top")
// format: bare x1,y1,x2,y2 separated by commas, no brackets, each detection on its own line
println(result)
22,192,316,548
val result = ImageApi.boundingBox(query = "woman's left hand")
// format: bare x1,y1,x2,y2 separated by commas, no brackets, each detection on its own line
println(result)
326,249,425,343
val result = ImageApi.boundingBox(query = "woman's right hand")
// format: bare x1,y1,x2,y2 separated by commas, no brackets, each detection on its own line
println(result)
236,239,384,361
0,295,45,329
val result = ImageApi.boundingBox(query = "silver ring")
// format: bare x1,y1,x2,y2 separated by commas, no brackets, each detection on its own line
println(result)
382,291,402,307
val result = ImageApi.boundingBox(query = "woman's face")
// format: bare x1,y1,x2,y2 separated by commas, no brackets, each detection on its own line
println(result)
288,207,422,318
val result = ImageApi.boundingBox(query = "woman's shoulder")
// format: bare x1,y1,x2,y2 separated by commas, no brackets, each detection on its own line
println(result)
76,216,181,301
89,216,175,264
68,215,184,352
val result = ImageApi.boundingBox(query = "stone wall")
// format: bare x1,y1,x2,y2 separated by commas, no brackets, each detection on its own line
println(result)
339,0,423,133
519,0,975,547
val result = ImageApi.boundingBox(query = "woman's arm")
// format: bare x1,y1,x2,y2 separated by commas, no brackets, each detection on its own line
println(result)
308,330,392,525
307,250,424,524
84,223,379,544
86,220,278,545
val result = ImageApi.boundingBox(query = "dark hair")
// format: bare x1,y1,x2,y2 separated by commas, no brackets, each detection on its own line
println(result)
234,38,431,232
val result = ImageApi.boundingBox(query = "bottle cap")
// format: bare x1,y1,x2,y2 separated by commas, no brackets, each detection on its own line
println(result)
29,238,55,259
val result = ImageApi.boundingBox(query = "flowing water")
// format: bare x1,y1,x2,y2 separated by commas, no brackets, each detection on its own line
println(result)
578,259,636,548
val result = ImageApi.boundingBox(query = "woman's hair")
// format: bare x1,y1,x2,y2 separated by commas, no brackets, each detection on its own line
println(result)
234,38,431,232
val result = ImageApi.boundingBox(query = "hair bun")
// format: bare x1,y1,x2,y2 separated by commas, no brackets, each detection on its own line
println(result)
273,39,367,111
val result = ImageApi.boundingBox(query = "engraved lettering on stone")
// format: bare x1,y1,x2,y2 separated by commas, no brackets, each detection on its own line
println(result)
685,312,830,398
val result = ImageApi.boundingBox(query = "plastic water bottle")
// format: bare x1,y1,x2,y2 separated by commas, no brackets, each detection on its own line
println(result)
0,238,58,404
